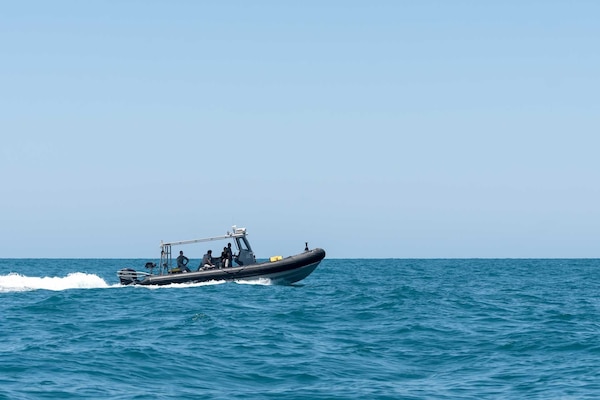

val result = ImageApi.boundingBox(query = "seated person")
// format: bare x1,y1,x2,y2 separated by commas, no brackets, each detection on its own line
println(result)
200,250,215,270
176,251,191,272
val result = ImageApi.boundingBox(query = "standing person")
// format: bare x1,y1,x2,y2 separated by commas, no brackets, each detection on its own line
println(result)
226,242,234,267
176,251,190,272
221,247,228,268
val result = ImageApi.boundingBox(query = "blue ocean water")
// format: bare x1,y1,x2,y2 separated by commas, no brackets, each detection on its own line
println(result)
1,259,600,399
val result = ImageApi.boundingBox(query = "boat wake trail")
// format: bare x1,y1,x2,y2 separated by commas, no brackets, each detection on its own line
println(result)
0,273,274,293
0,272,114,293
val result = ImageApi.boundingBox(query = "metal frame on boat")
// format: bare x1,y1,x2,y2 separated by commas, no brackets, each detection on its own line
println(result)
117,226,325,286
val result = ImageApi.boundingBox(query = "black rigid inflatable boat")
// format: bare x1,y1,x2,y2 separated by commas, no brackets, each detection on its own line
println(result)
117,226,325,286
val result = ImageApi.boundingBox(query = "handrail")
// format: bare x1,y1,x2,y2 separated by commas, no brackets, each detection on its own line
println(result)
159,227,247,248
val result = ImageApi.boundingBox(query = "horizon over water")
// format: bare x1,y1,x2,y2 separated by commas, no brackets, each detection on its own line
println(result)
1,258,599,399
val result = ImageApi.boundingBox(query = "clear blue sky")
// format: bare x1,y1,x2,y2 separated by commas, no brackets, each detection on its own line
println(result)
1,1,598,258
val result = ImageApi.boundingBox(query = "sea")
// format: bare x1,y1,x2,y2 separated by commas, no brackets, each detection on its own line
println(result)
1,258,599,400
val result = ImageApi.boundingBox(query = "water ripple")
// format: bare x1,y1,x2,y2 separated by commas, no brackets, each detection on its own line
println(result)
2,258,600,398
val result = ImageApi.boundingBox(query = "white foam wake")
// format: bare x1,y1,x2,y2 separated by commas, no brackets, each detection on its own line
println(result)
235,277,273,286
0,273,274,293
144,280,226,289
0,272,112,293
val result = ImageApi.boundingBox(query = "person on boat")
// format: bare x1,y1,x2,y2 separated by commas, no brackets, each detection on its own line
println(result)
221,247,230,268
176,251,191,272
200,250,214,270
226,242,234,267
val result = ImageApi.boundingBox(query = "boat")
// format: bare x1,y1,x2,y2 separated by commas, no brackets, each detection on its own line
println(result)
117,226,325,286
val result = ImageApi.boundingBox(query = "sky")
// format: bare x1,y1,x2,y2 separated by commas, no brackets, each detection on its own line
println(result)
1,1,599,258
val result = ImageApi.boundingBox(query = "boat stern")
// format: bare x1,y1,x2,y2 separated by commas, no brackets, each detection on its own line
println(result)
117,268,140,285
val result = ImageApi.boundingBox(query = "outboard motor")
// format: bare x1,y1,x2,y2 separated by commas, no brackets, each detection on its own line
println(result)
144,262,156,274
118,268,139,285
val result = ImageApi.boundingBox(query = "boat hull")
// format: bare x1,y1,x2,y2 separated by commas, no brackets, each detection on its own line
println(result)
120,248,325,286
